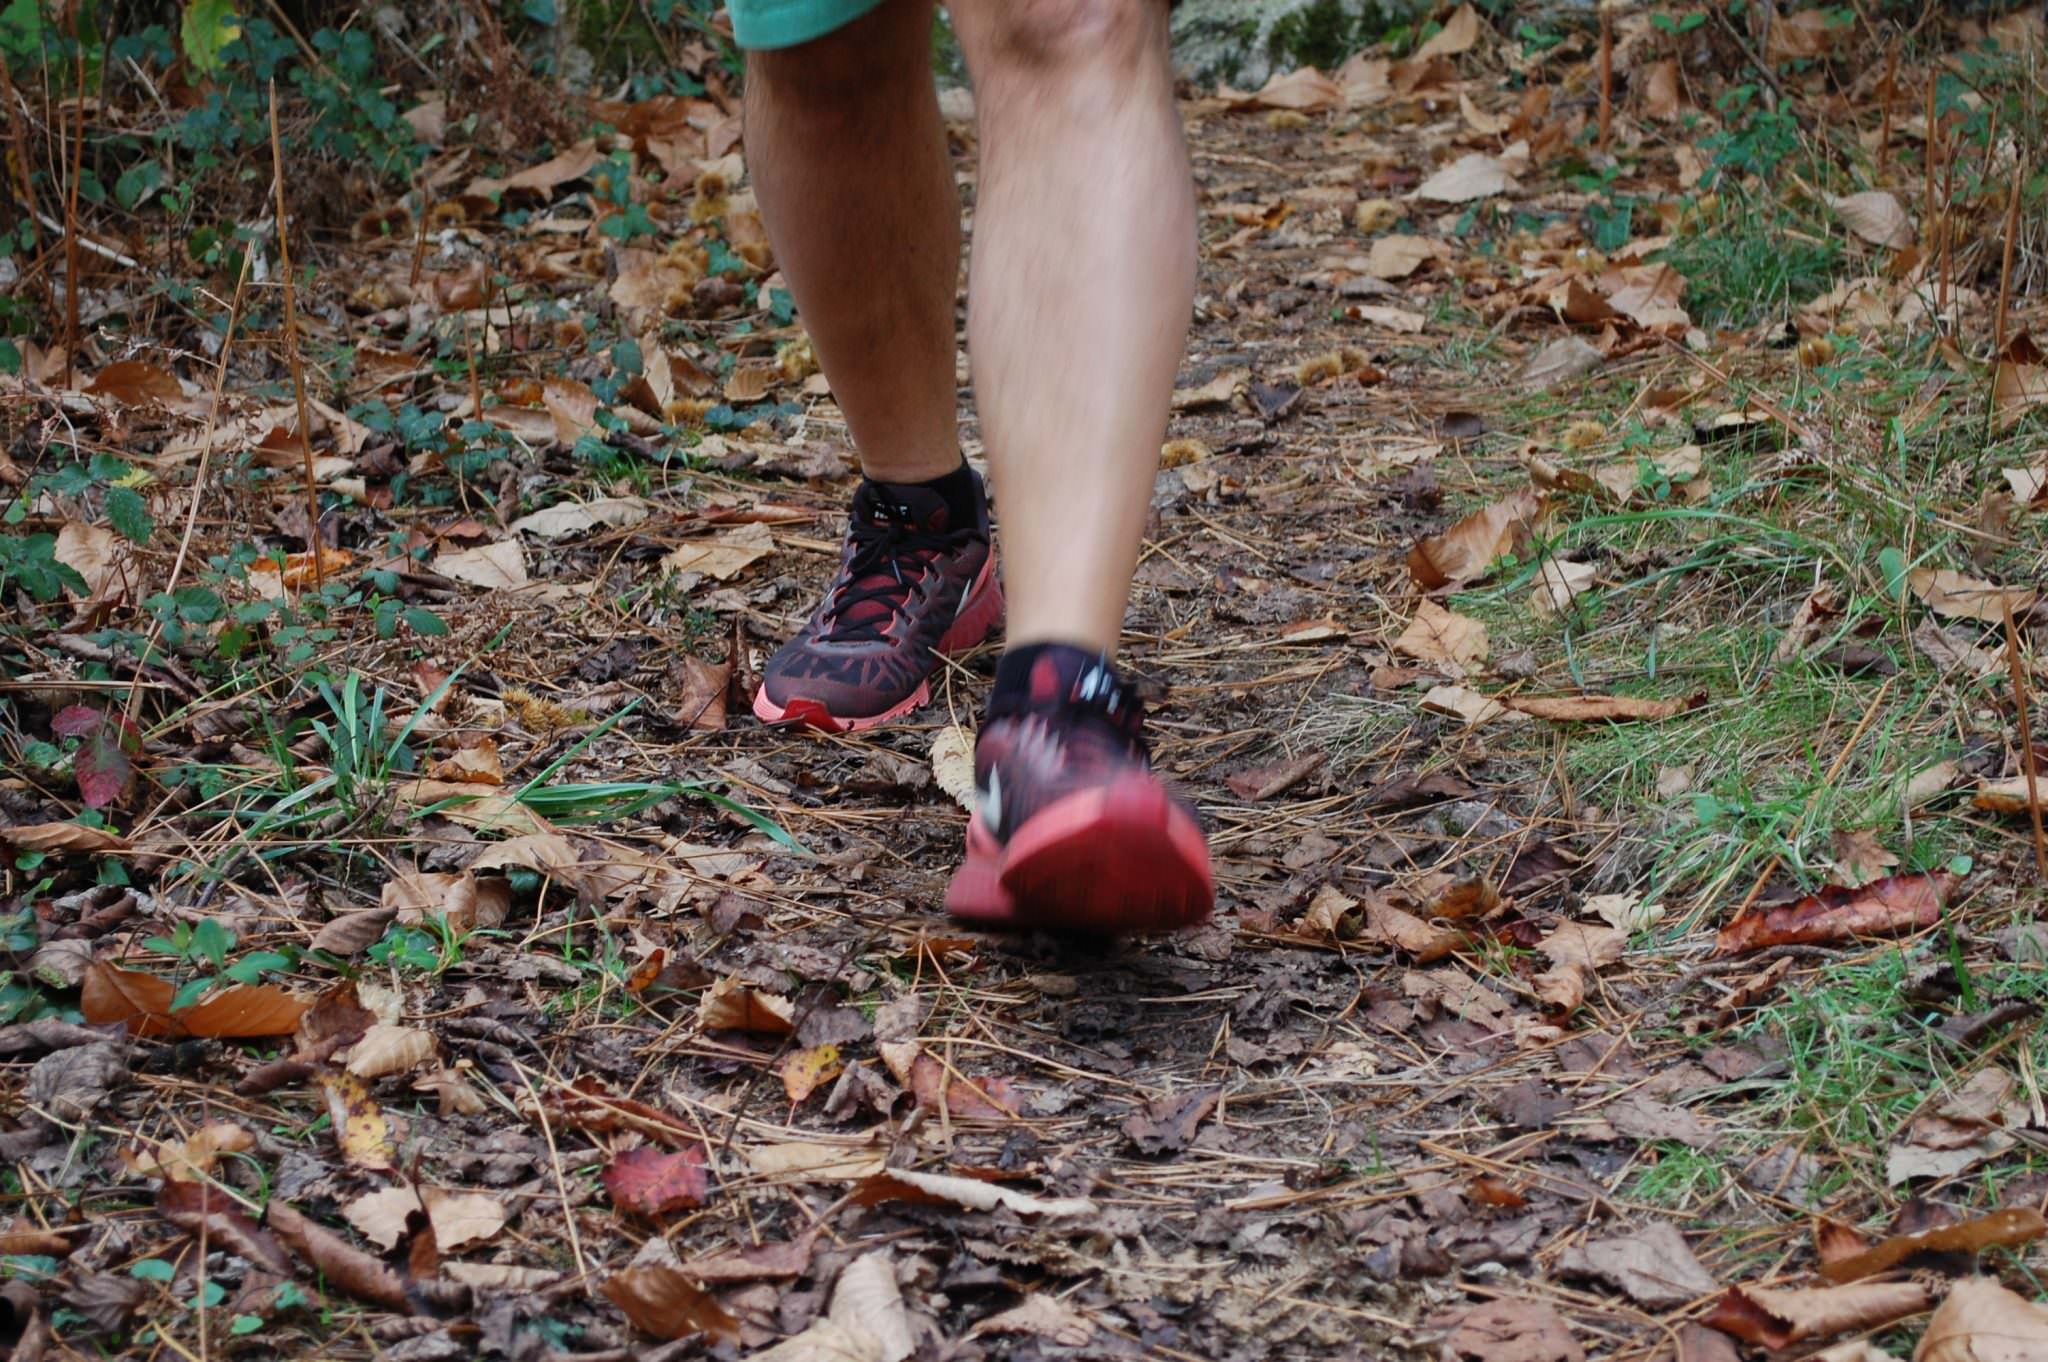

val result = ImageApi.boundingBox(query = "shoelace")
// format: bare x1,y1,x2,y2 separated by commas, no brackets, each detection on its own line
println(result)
989,664,1151,760
816,504,975,645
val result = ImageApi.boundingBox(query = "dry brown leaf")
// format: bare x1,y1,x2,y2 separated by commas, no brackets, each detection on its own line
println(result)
468,139,600,198
1556,1220,1716,1308
743,1139,887,1181
1993,356,2048,431
723,362,780,403
1830,829,1900,888
424,739,504,786
1171,367,1247,410
85,359,192,409
542,377,601,444
1714,870,1955,957
1822,1208,2044,1284
434,539,528,590
1641,59,1684,119
1415,153,1517,203
1392,599,1489,670
508,496,651,539
604,1264,743,1343
1,822,131,855
969,1294,1094,1347
930,724,977,813
1421,684,1519,726
1585,892,1664,933
1827,191,1914,249
1602,264,1691,332
265,1199,407,1310
699,976,795,1034
1531,558,1596,616
661,522,775,581
1237,66,1343,112
1974,775,2048,815
343,1184,507,1251
126,1122,254,1183
1409,485,1546,588
1442,1299,1584,1362
1366,234,1447,280
382,869,512,932
1915,1276,2048,1361
1706,1279,1934,1349
54,521,133,605
852,1167,1094,1219
344,1024,438,1079
828,1252,915,1362
82,963,308,1039
1909,567,2037,623
1416,3,1481,58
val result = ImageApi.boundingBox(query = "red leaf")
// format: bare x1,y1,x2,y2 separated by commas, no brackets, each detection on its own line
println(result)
601,1145,709,1217
53,705,104,737
1713,871,1957,957
76,727,134,809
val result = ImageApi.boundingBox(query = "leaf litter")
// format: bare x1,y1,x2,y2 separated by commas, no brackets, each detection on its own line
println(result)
6,7,2048,1362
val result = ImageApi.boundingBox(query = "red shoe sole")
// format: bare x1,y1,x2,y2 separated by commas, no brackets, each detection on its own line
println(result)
945,773,1214,935
752,554,1004,734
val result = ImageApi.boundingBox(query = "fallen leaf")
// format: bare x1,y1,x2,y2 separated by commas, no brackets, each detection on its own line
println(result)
0,822,131,855
1913,620,2003,678
382,869,512,932
317,1070,397,1171
1122,1086,1221,1155
1415,153,1518,203
1501,692,1707,722
1531,557,1596,616
1416,4,1481,58
344,1024,438,1079
1532,922,1625,1012
603,1265,742,1343
879,1041,1018,1118
435,539,528,590
676,1230,820,1283
1409,486,1546,588
1171,367,1248,410
424,739,504,785
1830,829,1900,888
1705,1280,1934,1350
1585,892,1665,933
127,1122,253,1183
1557,1220,1716,1308
82,963,308,1039
851,1166,1095,1219
782,1044,844,1103
1367,234,1448,280
698,976,795,1034
1909,567,2037,623
1821,1208,2044,1284
265,1200,407,1310
744,1139,888,1181
342,1184,507,1251
1238,66,1343,112
1422,684,1521,726
1916,1276,2048,1362
1442,1298,1584,1362
1974,775,2048,815
54,521,133,605
542,377,602,443
602,1145,710,1217
85,359,189,408
1520,335,1606,389
155,1182,291,1278
1225,750,1327,801
1393,599,1489,669
468,139,600,198
930,724,977,813
969,1293,1094,1346
1828,191,1915,249
1714,871,1957,956
1995,357,2048,431
828,1251,915,1362
660,522,775,581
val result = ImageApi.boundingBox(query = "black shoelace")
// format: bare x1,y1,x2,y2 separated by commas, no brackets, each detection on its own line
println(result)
816,504,975,645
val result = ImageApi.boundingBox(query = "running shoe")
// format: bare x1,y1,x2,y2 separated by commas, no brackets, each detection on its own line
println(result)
752,473,1002,732
945,651,1213,933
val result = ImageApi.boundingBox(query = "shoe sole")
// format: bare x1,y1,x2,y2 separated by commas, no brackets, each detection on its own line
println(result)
944,773,1215,935
752,554,1004,734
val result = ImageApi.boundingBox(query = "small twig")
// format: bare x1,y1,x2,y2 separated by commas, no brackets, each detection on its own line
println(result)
516,1063,591,1290
2002,597,2048,880
1877,40,1900,178
268,81,325,586
61,27,85,388
1597,7,1613,151
1922,78,1939,259
1937,115,1956,318
1725,678,1895,926
1996,156,2025,354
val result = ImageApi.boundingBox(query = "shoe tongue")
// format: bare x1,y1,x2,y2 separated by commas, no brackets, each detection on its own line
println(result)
832,481,950,634
852,480,953,534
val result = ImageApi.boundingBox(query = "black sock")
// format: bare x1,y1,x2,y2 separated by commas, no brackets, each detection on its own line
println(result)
873,460,983,533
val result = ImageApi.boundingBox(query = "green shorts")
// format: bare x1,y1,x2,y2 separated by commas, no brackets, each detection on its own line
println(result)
729,0,889,49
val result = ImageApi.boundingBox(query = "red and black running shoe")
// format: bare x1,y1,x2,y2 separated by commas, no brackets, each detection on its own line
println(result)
945,650,1213,934
752,472,1002,733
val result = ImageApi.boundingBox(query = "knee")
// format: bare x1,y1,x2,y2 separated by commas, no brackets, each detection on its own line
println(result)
746,2,930,112
967,0,1166,76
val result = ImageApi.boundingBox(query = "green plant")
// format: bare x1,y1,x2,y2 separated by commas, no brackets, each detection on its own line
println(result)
142,917,294,1009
